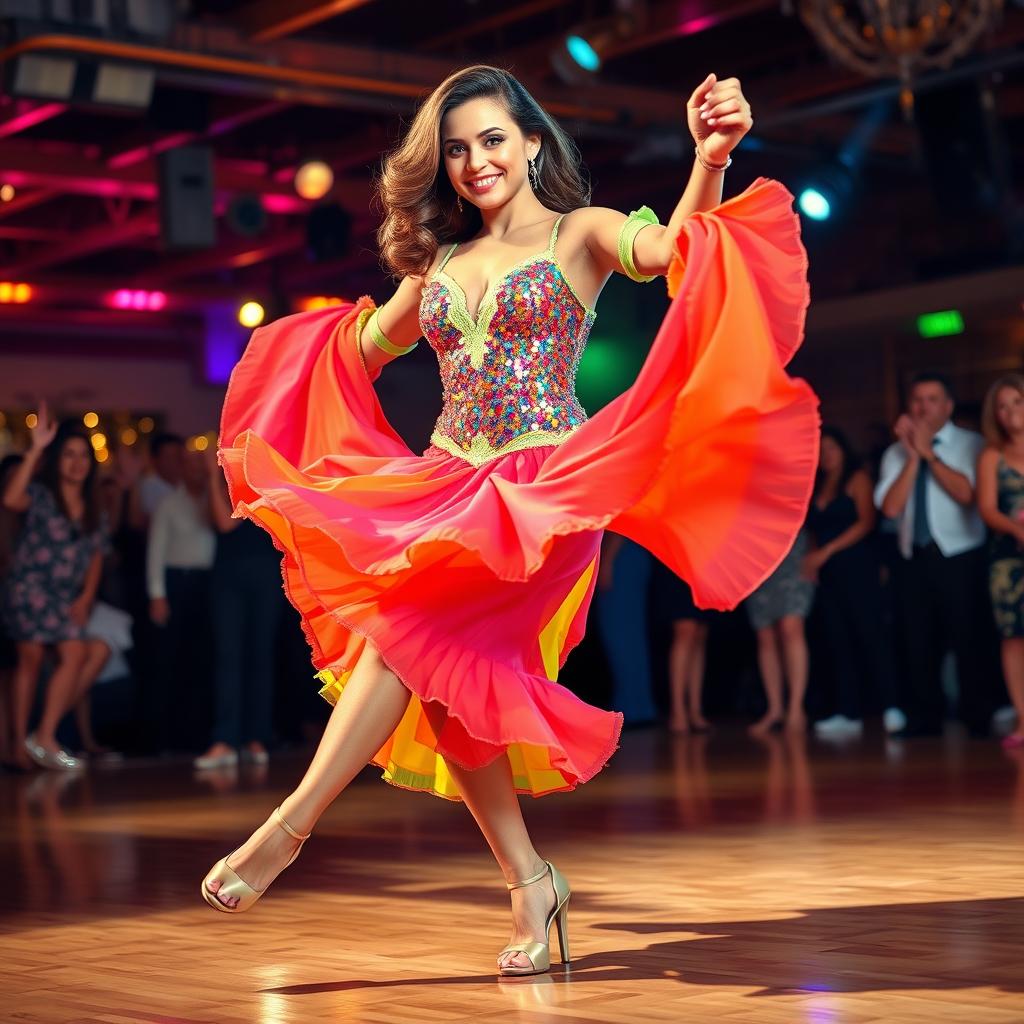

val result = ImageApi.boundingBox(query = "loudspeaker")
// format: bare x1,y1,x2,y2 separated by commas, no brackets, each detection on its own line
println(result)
158,146,215,250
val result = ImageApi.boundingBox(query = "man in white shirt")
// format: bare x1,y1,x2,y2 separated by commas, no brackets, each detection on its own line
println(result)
875,371,996,736
147,451,216,752
133,433,184,529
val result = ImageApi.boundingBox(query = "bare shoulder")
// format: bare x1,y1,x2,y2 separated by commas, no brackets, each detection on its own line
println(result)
977,446,1000,469
848,468,873,493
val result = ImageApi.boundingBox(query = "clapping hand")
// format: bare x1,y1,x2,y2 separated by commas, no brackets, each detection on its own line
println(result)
687,74,753,167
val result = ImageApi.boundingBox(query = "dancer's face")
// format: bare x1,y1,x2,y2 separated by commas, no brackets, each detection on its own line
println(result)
995,386,1024,437
441,97,540,213
59,436,92,486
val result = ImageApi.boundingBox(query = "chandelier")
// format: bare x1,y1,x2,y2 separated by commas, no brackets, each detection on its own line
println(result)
797,1,1004,113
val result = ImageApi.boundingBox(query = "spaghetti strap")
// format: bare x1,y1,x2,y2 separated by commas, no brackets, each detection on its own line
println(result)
547,215,565,255
436,242,458,275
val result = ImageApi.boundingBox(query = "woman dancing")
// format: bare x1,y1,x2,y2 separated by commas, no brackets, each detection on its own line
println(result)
202,65,819,976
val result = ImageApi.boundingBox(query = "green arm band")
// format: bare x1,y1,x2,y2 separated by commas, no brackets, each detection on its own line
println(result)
365,306,418,357
616,205,660,283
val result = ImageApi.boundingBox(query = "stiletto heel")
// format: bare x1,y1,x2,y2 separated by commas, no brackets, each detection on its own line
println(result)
200,806,311,914
498,860,571,976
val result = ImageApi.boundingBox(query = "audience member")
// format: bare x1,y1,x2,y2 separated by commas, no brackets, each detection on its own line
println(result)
976,374,1024,747
875,371,995,737
0,454,24,767
131,433,183,529
193,447,286,769
1,406,105,770
146,449,216,752
595,534,659,728
745,528,815,735
650,560,712,734
806,427,903,738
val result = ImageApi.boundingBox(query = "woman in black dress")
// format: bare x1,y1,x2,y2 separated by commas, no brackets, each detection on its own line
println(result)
805,426,900,737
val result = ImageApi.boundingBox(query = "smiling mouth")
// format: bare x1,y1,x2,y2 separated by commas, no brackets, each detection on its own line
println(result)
466,173,502,192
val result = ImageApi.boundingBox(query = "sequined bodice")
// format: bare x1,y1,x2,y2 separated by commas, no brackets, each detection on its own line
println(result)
418,216,595,466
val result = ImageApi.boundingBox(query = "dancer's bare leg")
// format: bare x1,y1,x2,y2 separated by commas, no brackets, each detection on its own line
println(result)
749,625,785,735
778,615,809,731
206,640,411,907
444,755,554,972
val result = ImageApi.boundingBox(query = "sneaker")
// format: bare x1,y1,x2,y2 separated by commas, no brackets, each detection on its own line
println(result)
883,707,907,734
813,714,863,738
193,748,239,770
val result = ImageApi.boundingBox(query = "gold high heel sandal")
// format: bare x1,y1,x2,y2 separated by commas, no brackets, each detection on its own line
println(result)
498,860,571,976
200,806,310,914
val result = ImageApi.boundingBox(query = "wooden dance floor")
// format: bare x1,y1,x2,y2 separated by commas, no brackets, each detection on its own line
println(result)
3,726,1023,1023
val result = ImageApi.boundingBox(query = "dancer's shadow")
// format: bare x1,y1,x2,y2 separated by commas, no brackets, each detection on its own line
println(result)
262,896,1024,996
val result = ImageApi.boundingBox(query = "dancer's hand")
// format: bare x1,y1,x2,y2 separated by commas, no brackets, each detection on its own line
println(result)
687,74,752,167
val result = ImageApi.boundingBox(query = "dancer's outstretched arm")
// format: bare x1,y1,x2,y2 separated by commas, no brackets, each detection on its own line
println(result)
358,273,428,375
569,73,753,281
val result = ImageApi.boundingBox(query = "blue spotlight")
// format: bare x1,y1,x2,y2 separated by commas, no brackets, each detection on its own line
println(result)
798,188,832,221
566,34,601,72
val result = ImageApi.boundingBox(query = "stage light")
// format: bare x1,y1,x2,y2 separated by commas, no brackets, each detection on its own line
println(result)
917,310,965,338
111,289,167,310
0,184,14,202
83,412,99,428
90,432,107,450
294,161,334,201
238,301,265,328
798,188,831,221
121,427,138,445
0,281,32,303
298,295,344,312
566,34,601,71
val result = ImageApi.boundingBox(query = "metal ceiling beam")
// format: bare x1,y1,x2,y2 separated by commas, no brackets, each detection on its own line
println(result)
0,101,67,139
0,138,369,211
236,0,375,43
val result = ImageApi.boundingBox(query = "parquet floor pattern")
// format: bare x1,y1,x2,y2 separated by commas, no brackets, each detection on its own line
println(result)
2,727,1023,1023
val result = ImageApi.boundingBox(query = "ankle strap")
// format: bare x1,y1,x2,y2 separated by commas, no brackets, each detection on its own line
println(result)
273,806,311,842
506,861,550,890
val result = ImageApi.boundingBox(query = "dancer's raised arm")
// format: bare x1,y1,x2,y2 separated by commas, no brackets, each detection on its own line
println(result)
356,273,428,375
573,73,753,281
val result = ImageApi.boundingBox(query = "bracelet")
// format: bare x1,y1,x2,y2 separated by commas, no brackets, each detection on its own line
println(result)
694,143,732,173
616,206,660,283
365,307,418,357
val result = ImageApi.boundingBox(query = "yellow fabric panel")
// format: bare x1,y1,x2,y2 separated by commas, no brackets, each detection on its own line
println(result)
313,553,597,801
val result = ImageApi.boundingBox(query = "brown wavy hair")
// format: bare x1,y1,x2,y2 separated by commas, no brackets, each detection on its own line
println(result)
376,65,591,280
981,373,1024,447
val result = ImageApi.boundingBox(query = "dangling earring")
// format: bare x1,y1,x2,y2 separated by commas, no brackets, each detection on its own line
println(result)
528,155,539,190
456,194,463,213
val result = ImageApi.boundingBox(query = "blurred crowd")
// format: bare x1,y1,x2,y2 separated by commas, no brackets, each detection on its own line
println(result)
3,367,1024,775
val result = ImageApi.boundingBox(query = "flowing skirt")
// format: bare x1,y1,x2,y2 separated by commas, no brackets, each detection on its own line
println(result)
218,177,820,800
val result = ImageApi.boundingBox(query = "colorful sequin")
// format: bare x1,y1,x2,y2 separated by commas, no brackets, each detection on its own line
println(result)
418,217,595,467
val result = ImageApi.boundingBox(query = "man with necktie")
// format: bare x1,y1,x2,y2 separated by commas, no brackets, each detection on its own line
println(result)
876,372,995,736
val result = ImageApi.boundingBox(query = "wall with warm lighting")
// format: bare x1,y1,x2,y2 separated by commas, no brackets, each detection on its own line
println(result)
0,352,223,440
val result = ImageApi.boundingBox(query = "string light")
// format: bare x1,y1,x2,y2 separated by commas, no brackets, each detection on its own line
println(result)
83,412,99,428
